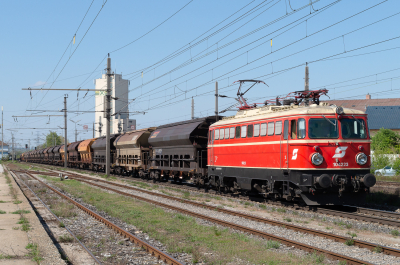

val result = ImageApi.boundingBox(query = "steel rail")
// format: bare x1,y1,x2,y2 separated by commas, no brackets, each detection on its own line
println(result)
8,169,102,265
24,166,400,225
25,171,373,265
316,207,400,227
22,172,184,265
40,171,400,258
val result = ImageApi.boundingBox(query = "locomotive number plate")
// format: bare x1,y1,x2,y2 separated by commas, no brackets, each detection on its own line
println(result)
333,162,348,167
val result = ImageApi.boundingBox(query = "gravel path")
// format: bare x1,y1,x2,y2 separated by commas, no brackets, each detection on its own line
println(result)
85,178,400,265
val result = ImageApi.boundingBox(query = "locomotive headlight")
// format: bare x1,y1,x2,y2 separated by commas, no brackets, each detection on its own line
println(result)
356,153,368,165
311,153,324,166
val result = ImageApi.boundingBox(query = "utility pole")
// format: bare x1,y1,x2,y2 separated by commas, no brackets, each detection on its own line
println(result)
11,133,14,162
304,62,309,106
191,97,194,119
64,95,68,168
1,106,3,159
106,56,111,176
215,81,218,121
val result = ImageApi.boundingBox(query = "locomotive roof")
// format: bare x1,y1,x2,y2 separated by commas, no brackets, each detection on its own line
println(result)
212,103,365,127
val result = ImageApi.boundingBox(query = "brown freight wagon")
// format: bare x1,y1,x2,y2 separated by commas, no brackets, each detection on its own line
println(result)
113,128,155,177
78,138,96,169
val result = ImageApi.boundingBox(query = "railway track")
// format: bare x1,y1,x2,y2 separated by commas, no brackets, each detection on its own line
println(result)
22,162,400,227
15,168,400,264
10,168,184,265
8,169,102,264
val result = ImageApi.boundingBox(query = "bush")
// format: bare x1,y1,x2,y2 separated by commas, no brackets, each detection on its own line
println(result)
371,149,391,173
393,157,400,175
371,128,400,153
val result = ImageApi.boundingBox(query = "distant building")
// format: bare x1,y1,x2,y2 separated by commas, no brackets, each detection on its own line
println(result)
365,106,400,136
94,73,136,137
324,94,400,112
0,141,9,159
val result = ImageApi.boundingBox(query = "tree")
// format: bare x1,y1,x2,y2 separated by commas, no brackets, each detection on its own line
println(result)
371,128,400,153
45,131,62,147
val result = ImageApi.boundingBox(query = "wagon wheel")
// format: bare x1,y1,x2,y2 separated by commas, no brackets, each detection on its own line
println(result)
153,172,160,183
149,171,155,181
138,170,145,179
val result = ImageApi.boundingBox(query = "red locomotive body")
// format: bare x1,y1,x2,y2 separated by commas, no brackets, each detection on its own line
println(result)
207,102,376,205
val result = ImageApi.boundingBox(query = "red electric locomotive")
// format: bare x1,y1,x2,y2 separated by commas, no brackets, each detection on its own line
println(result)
207,80,376,205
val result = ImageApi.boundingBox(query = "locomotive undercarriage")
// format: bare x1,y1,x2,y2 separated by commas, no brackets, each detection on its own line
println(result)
207,167,376,206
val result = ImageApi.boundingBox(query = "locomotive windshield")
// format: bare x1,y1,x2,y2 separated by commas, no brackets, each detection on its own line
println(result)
308,118,338,139
341,118,367,139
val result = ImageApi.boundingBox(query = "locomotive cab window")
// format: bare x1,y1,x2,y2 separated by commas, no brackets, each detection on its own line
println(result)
283,120,288,140
241,125,247,138
260,123,267,136
267,122,274,136
254,124,260,137
247,124,253,137
235,126,241,138
290,120,297,139
341,118,367,139
215,129,219,140
225,128,230,139
220,128,224,139
275,121,282,135
230,127,235,139
309,118,338,139
298,119,306,139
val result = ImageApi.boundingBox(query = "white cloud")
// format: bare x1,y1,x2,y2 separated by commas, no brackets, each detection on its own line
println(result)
33,81,46,87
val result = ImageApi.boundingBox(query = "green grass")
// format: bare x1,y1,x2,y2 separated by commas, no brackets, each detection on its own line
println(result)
347,232,357,238
0,254,16,259
374,246,383,253
11,210,30,214
17,217,29,224
58,222,65,228
283,217,292,222
0,210,6,214
13,200,22,204
276,208,286,213
0,200,6,203
391,230,400,236
59,234,74,243
26,243,44,264
43,177,324,265
345,239,354,246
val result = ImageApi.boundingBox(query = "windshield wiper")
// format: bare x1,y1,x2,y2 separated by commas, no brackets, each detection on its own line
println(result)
351,115,365,129
322,115,337,130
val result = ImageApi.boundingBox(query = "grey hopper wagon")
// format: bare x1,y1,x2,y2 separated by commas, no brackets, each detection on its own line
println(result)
91,134,120,172
113,128,156,176
148,117,220,182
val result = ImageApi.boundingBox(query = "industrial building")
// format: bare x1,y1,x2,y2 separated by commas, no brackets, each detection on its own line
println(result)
94,73,136,137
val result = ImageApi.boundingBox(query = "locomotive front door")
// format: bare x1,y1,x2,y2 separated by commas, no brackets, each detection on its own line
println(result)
209,129,214,166
282,120,289,170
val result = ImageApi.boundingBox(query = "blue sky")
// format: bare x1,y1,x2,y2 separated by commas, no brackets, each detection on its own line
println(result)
1,0,399,148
